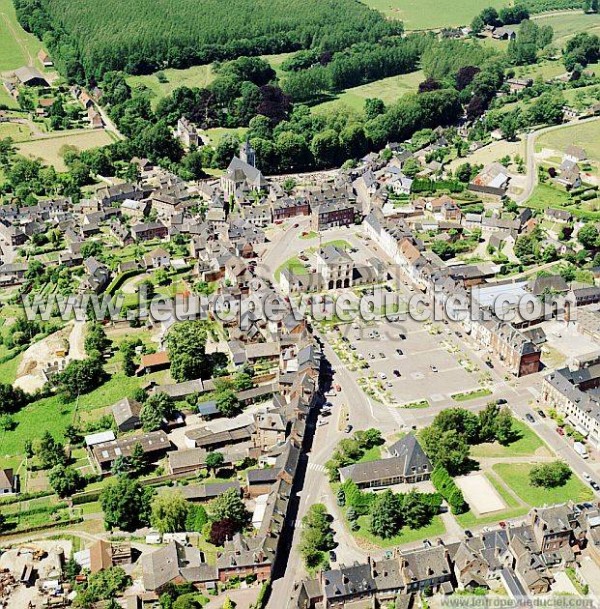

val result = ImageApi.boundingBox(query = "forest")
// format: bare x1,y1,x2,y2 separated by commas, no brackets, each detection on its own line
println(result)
13,0,401,81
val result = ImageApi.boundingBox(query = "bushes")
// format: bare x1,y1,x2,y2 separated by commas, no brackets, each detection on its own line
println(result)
431,465,469,514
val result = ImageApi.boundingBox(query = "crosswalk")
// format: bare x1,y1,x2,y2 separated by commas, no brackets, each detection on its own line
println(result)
307,462,327,474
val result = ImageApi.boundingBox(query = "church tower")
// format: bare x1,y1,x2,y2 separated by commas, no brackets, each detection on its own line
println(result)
240,137,256,168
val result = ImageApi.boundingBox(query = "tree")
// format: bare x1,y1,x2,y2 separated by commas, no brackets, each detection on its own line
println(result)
578,224,600,249
140,392,175,431
215,387,241,418
84,322,111,356
222,598,237,609
74,566,131,607
55,357,107,401
185,504,208,532
100,475,154,531
299,504,335,568
368,490,401,538
421,428,471,475
35,431,67,469
529,461,572,488
209,488,250,528
455,163,473,183
431,240,454,260
49,465,83,498
206,451,225,474
209,518,237,546
151,490,189,534
167,321,223,382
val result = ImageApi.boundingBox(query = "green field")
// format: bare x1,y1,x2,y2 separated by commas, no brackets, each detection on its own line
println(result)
0,121,33,141
526,183,572,209
534,12,600,47
127,64,216,107
471,420,548,458
0,0,46,72
537,119,600,161
493,462,593,505
312,70,424,113
16,130,115,170
361,0,504,29
353,513,446,548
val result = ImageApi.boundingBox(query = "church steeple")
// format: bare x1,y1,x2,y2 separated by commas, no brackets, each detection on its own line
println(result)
240,136,256,168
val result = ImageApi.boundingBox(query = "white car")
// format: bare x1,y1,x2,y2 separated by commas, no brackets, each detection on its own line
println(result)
583,472,592,482
379,372,387,380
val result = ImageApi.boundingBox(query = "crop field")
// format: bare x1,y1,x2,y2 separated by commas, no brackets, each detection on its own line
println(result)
536,119,600,161
16,130,116,170
0,0,45,72
361,0,504,29
312,70,424,113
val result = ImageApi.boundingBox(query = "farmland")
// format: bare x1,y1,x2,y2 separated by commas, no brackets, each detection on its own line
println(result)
534,11,600,47
15,0,398,80
361,0,505,29
15,130,116,171
536,119,600,161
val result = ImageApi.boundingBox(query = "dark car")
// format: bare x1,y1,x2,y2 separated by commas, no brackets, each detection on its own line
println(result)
591,481,600,492
344,425,353,434
398,333,406,340
537,410,546,418
393,369,401,377
496,398,507,405
465,530,473,538
526,413,535,423
329,550,337,562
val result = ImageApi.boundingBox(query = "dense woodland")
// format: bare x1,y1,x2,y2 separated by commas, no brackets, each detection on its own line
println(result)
13,0,400,81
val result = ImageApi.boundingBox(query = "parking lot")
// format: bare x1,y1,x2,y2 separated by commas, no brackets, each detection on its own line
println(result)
338,316,479,406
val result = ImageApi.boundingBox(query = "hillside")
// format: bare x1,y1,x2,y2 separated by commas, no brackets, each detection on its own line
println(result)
14,0,400,80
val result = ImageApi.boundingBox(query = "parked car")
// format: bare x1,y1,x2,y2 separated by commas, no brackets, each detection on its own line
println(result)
396,349,404,356
379,372,387,380
344,425,353,434
556,427,565,436
591,481,600,492
498,521,507,529
329,550,337,562
496,398,507,405
430,365,439,373
465,530,473,538
537,410,546,418
398,333,406,340
317,419,328,427
393,370,401,377
583,472,592,482
526,413,535,423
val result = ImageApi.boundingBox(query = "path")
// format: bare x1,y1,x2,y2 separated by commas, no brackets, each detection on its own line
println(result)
68,320,86,361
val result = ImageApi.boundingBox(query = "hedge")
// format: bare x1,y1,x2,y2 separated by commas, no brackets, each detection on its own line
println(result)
431,465,469,515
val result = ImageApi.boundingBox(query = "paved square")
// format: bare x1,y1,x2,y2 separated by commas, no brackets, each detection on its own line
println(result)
455,473,506,515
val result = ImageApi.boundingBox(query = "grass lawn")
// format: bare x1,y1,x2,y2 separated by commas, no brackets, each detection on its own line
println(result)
357,446,382,464
299,231,318,240
0,0,47,72
0,352,23,385
274,256,307,282
0,87,18,109
197,126,248,147
471,420,549,459
493,463,594,506
361,0,504,29
352,514,446,548
127,64,216,108
452,388,492,402
537,119,600,162
0,121,32,141
312,71,424,114
525,183,571,210
16,130,115,170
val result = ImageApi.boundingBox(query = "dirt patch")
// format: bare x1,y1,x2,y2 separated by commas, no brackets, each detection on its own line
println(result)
14,326,71,393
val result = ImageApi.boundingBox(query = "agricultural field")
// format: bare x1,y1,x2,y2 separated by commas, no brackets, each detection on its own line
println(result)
534,11,600,47
536,119,600,160
0,121,33,141
16,130,116,170
361,0,504,29
0,0,46,72
312,70,424,113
